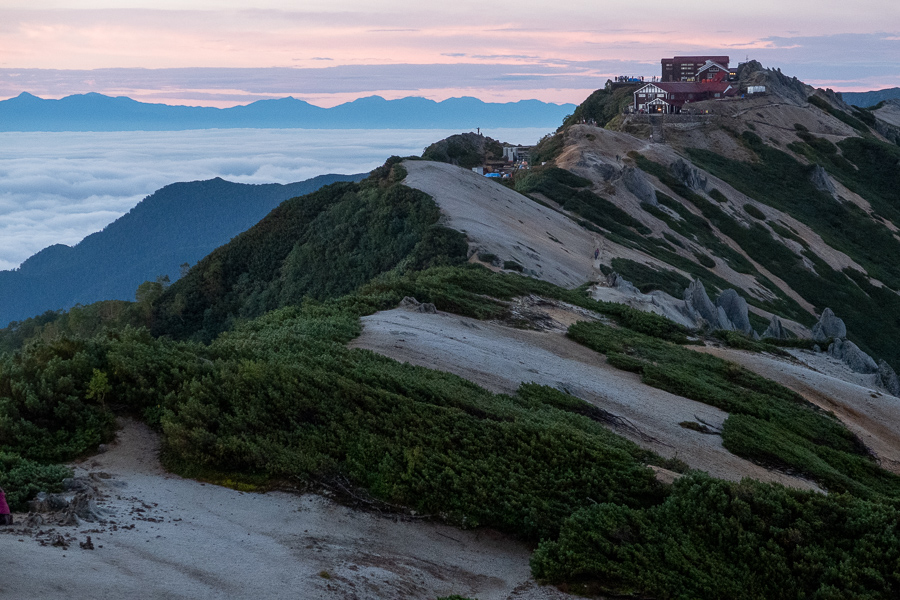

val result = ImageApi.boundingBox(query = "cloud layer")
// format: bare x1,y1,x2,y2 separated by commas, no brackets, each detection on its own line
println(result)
0,127,550,271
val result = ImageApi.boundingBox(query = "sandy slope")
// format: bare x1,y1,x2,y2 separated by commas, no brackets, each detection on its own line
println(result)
402,160,598,289
2,420,571,600
698,346,900,474
350,306,819,491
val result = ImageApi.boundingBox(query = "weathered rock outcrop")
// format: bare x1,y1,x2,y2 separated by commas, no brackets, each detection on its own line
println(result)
622,167,657,206
810,164,837,195
399,296,437,314
683,279,720,328
670,159,707,191
716,289,752,335
812,308,846,341
878,360,900,397
828,338,879,374
762,315,789,339
606,271,641,295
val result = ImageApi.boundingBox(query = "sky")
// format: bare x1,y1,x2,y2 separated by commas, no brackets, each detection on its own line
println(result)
1,0,898,107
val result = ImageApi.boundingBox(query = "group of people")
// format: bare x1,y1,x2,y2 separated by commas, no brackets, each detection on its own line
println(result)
0,486,12,525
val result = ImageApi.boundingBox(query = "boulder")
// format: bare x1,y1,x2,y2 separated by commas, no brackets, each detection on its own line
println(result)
810,164,836,195
28,492,69,513
670,159,708,191
762,315,788,339
621,167,657,206
683,279,720,328
399,296,437,314
68,492,109,522
812,308,846,341
715,289,752,334
878,360,900,397
827,338,878,374
606,272,642,295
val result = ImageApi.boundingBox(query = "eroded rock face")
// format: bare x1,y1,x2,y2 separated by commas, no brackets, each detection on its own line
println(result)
716,289,752,334
878,360,900,397
812,308,847,341
828,338,878,374
621,167,657,206
670,159,708,191
762,315,788,339
683,279,720,328
810,164,837,195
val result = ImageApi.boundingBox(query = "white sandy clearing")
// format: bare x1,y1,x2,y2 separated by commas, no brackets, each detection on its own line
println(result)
403,160,598,289
349,306,819,492
2,419,571,600
697,345,900,475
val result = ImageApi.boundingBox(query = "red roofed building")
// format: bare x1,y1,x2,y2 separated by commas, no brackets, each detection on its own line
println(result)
633,80,734,114
662,56,730,82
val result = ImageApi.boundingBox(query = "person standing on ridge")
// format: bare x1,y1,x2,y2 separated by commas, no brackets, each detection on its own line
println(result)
0,487,12,525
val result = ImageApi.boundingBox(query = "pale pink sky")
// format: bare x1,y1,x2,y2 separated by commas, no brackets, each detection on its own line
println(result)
1,1,897,106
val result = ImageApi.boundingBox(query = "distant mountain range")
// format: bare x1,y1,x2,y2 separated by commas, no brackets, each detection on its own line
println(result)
0,173,364,326
0,92,575,131
840,87,900,108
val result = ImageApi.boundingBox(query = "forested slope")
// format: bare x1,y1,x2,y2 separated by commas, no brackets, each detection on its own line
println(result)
0,173,363,327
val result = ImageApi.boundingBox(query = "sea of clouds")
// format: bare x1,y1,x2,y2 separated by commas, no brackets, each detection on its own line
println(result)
0,127,550,271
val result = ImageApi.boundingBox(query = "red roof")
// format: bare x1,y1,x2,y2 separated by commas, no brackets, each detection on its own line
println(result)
640,81,731,94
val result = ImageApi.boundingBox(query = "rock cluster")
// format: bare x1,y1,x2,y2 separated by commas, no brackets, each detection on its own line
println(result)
762,315,789,339
399,296,437,314
682,279,754,335
810,307,900,396
812,308,846,341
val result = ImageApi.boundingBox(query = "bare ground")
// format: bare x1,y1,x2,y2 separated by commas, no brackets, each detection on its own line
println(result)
349,306,820,491
697,346,900,475
402,160,599,289
2,419,574,600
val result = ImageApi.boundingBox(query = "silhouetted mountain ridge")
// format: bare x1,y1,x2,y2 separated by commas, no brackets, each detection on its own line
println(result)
0,92,575,131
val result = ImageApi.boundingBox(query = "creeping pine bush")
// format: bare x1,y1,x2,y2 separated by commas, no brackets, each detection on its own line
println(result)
532,473,900,600
0,453,70,511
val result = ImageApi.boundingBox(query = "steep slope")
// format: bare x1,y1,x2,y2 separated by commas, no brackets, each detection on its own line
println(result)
509,63,900,374
0,173,364,327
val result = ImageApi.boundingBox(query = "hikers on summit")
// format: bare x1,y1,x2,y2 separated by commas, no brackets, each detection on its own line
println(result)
0,487,12,525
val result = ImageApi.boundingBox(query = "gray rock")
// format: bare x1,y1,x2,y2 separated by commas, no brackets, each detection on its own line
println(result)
716,289,752,334
683,279,720,328
810,164,836,195
606,272,642,295
827,338,878,374
69,492,109,522
621,167,657,206
878,360,900,397
716,306,735,331
812,308,846,341
670,158,708,191
28,492,69,513
399,296,437,314
762,315,788,339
